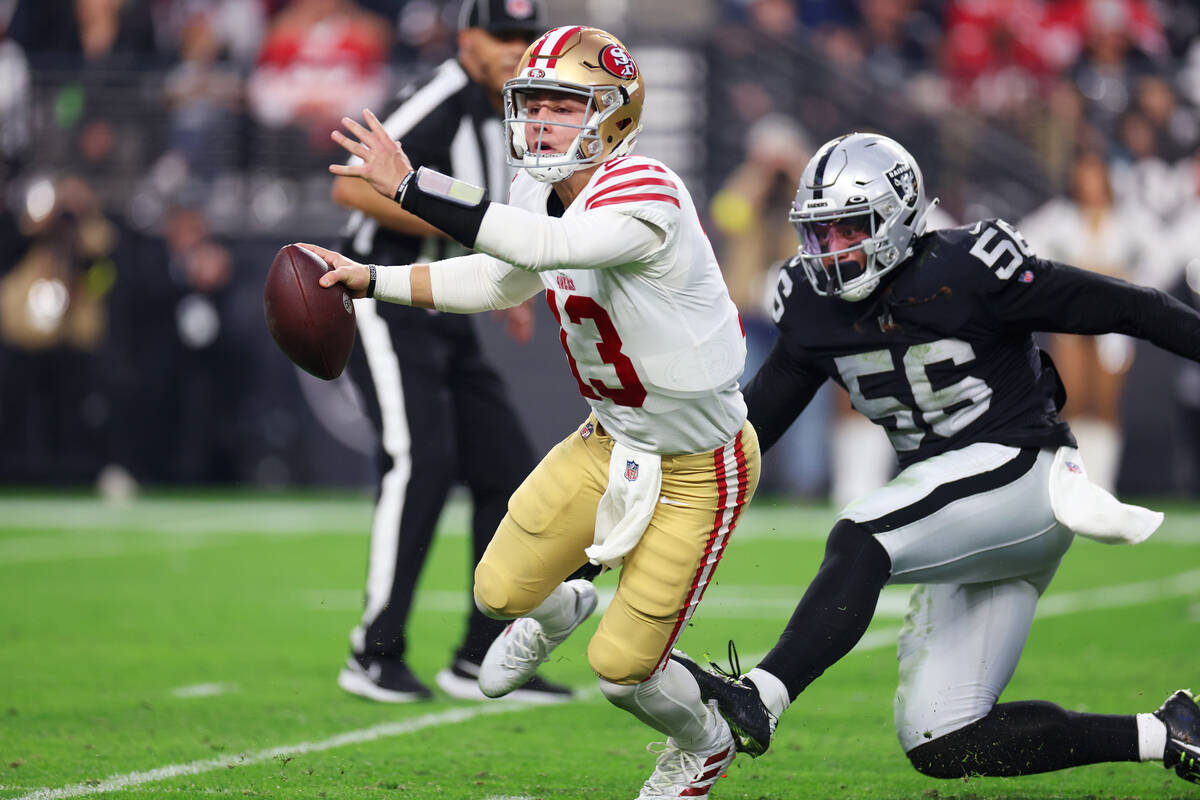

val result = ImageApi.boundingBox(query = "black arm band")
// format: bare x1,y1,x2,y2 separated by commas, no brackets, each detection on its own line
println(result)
394,167,490,249
366,264,377,298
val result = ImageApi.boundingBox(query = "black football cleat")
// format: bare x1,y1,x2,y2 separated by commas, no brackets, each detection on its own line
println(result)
337,653,433,703
671,647,777,757
1154,689,1200,783
436,658,574,703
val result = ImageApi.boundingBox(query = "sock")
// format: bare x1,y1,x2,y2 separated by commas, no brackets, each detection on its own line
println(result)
907,701,1140,778
758,520,892,700
746,667,790,720
599,661,719,751
1136,712,1168,762
528,582,579,637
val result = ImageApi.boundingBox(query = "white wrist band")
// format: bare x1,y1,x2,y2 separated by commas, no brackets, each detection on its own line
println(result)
373,264,413,305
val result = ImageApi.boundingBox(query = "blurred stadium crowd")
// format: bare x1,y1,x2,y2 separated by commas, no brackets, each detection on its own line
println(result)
2,0,1200,495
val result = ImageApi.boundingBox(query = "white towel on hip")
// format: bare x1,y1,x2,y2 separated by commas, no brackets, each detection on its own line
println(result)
1048,445,1162,544
586,440,663,569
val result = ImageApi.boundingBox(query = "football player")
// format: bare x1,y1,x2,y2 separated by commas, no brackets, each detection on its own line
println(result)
672,132,1200,786
305,26,760,799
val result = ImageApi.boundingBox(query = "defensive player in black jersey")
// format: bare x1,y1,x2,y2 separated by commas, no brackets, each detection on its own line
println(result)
673,132,1200,785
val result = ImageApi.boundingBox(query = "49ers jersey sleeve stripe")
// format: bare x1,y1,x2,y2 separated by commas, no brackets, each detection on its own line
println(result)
593,163,668,186
587,193,681,211
585,159,681,212
585,178,679,210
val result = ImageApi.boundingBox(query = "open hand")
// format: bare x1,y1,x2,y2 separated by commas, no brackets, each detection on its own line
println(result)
328,109,414,200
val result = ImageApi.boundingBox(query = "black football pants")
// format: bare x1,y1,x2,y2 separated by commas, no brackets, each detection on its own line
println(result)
347,303,536,665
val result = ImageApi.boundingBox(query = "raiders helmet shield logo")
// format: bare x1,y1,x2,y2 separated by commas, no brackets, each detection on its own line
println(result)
599,44,638,80
506,0,534,17
624,459,639,481
885,161,917,207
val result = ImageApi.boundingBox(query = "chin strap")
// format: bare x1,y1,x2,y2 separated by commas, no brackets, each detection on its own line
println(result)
912,196,941,235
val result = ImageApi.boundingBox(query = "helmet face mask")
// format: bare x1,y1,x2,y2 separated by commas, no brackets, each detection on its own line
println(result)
504,82,624,182
502,27,644,183
789,133,935,302
794,209,876,298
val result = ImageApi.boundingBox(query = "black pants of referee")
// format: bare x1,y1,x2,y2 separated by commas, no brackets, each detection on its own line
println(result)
347,301,535,667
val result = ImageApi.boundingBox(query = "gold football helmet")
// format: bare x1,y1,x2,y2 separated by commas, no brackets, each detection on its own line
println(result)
503,26,645,183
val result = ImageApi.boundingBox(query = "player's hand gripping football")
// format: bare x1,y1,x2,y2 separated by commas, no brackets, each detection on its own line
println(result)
328,108,414,200
297,243,372,299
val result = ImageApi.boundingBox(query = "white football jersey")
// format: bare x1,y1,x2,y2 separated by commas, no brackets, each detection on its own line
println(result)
509,156,747,455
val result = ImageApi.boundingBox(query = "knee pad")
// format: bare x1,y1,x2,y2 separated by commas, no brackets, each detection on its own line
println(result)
905,700,1080,779
905,715,994,779
473,559,513,619
588,629,653,685
825,518,891,579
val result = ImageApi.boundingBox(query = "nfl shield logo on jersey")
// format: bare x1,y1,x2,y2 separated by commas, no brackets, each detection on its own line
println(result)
625,460,639,481
580,421,594,439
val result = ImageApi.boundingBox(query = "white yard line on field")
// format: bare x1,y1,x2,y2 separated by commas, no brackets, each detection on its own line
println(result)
169,683,237,699
11,704,534,800
13,570,1200,800
5,498,1197,564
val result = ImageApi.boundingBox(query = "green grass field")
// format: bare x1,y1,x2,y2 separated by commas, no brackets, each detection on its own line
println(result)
3,491,1199,800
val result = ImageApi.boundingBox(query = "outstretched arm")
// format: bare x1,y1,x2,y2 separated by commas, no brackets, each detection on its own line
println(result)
304,243,542,312
328,111,668,271
993,261,1200,362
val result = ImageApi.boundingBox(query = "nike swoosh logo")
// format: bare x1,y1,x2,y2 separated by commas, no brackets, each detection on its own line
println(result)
1171,737,1200,754
658,496,690,507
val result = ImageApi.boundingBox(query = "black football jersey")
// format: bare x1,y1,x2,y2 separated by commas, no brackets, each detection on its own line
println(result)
747,219,1200,468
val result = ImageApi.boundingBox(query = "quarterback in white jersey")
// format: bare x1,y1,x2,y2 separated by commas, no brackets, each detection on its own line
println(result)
308,26,760,800
508,153,747,453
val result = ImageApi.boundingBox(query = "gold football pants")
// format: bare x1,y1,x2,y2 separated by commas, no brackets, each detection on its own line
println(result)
474,415,759,684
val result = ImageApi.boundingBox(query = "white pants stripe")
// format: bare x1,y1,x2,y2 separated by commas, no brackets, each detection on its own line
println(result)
349,299,412,653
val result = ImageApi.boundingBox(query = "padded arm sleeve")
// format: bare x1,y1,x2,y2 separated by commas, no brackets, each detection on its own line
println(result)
473,203,665,272
427,252,544,312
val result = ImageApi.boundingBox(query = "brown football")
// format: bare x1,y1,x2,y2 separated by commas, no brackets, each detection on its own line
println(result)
263,244,356,380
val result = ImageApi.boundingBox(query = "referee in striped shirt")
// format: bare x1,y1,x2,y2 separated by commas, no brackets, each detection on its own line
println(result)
332,0,570,703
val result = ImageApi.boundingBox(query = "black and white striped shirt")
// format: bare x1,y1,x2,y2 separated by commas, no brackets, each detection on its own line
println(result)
340,58,510,266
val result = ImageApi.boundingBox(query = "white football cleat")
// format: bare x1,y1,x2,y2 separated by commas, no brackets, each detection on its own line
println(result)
478,579,598,698
637,701,736,799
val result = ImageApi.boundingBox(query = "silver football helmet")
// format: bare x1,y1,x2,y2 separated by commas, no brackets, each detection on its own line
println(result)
789,132,938,302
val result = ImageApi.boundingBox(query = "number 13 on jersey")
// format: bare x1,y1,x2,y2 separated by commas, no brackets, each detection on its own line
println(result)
546,289,647,407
